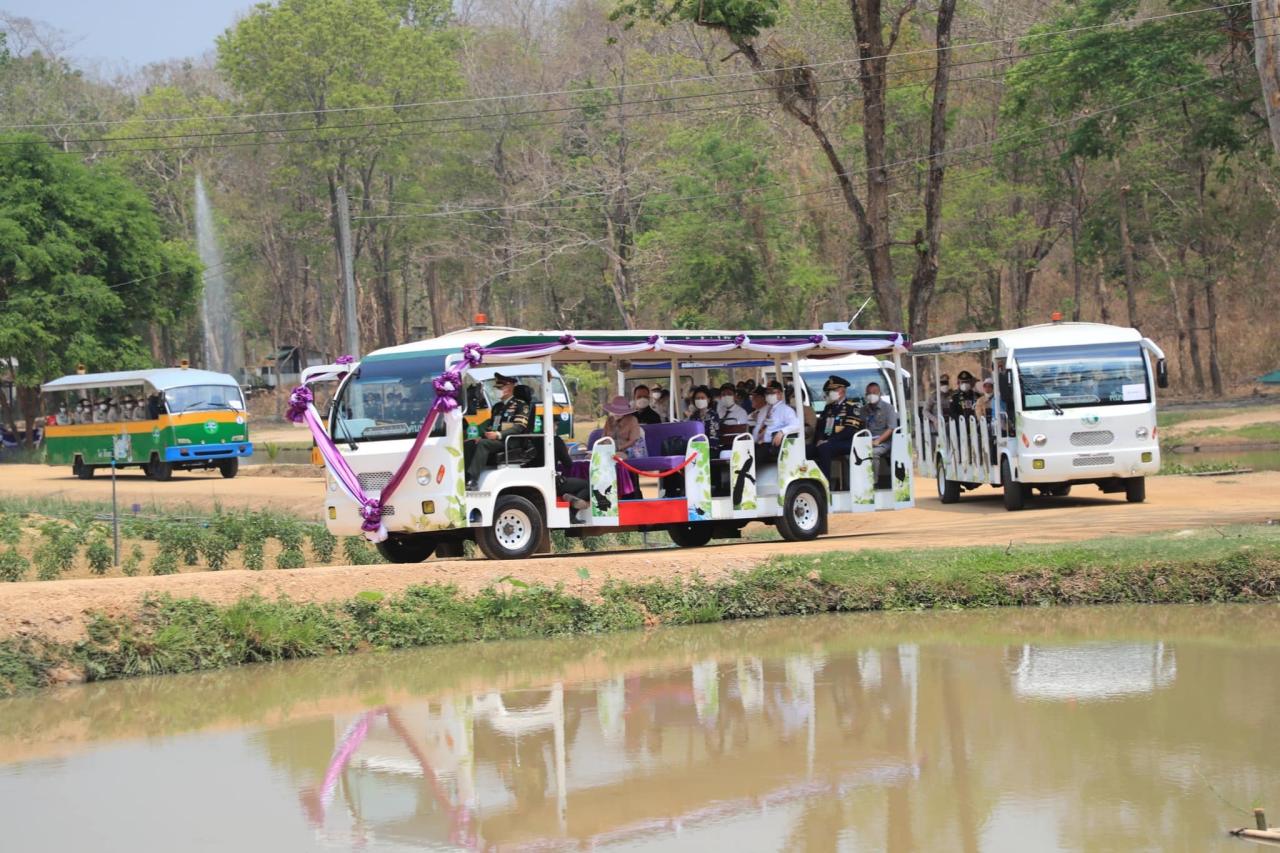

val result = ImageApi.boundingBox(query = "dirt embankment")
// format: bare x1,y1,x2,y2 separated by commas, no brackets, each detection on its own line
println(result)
1,470,1277,644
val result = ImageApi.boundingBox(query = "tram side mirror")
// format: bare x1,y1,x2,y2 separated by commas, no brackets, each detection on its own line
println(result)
1156,358,1169,389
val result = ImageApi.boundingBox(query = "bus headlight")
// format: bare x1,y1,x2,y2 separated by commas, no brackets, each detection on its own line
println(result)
1135,427,1149,439
416,467,430,485
1032,434,1047,446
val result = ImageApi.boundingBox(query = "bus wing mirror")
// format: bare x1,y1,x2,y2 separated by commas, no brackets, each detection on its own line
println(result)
1156,358,1169,389
1000,369,1014,404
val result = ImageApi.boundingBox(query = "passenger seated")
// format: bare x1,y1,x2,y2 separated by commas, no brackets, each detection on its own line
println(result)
463,372,530,490
632,384,662,425
147,394,163,420
92,400,110,423
716,383,750,425
554,436,591,523
859,382,898,485
806,375,865,482
685,385,722,453
601,395,647,459
751,384,800,463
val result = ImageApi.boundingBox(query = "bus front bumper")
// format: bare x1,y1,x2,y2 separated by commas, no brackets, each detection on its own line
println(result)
1014,446,1159,482
164,443,254,462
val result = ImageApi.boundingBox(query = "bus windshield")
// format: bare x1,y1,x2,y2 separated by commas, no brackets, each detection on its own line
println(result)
800,367,890,413
332,354,448,444
1016,342,1150,411
165,385,245,413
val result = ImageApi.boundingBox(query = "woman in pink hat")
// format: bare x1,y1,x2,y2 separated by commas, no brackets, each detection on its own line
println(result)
602,395,648,459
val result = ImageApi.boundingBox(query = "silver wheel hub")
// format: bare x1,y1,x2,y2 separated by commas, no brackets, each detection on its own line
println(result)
495,509,532,550
792,492,819,531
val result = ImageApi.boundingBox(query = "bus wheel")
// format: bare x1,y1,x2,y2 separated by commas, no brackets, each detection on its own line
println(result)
148,456,173,481
778,481,826,541
667,522,714,548
936,457,960,503
1001,458,1027,512
477,494,543,560
218,458,239,479
375,534,436,564
73,457,94,480
1124,477,1146,503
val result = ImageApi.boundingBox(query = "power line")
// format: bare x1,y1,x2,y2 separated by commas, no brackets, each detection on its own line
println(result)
0,1,1252,133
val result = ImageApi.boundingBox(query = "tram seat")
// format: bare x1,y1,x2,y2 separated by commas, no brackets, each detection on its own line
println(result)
630,421,701,472
586,428,604,449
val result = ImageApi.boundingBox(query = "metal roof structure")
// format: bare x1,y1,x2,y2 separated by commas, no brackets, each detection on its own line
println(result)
41,368,241,394
912,322,1145,356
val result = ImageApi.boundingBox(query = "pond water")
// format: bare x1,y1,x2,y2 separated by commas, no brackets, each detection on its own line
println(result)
2,605,1278,852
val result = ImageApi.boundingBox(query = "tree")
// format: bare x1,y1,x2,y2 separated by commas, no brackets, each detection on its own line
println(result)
1256,0,1280,156
0,136,201,441
612,0,958,337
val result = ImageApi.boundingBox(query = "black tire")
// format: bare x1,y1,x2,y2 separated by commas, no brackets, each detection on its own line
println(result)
148,456,173,481
1001,457,1026,512
476,494,544,560
376,534,437,564
1124,476,1146,503
667,522,714,548
777,481,827,542
936,456,960,503
73,457,95,480
218,458,239,479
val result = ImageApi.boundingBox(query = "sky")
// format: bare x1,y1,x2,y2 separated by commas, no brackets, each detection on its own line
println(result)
2,0,254,68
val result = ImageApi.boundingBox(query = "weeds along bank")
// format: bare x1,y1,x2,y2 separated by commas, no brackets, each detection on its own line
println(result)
1,526,1277,697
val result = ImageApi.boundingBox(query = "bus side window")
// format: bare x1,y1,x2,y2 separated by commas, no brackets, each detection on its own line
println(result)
465,383,485,415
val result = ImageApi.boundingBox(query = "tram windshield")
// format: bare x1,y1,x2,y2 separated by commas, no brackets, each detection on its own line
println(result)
332,354,449,444
1016,342,1149,411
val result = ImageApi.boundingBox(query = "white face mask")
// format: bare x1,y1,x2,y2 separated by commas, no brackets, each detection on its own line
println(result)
635,397,650,408
720,395,734,406
959,383,971,392
939,385,950,394
865,393,881,405
826,390,842,403
694,398,709,410
766,393,780,406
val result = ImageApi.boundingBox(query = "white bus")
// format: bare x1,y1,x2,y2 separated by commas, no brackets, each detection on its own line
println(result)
307,326,914,561
911,321,1167,510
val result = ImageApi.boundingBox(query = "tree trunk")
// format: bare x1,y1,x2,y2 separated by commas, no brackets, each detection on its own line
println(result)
1117,182,1140,329
907,0,958,342
1255,0,1280,156
1093,260,1111,324
424,258,444,337
1204,276,1225,396
1185,275,1206,392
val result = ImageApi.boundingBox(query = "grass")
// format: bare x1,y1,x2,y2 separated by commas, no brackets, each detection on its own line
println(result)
1,524,1277,697
1175,422,1280,445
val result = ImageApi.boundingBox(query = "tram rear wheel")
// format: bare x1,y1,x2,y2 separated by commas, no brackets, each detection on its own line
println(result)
667,522,714,548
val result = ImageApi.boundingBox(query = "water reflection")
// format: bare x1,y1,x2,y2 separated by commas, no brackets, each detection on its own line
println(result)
2,605,1279,852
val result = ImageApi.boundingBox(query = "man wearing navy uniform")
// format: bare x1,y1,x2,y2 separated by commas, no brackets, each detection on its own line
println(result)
806,375,865,481
465,373,531,489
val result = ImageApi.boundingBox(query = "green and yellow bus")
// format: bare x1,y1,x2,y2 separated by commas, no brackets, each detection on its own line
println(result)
41,368,253,480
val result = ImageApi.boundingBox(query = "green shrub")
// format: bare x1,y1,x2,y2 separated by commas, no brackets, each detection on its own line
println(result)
276,547,306,570
122,545,144,577
0,514,22,547
201,533,233,571
0,550,28,582
307,525,337,563
275,519,305,552
211,512,246,548
86,538,113,575
151,551,178,576
35,522,78,580
342,536,376,565
242,539,265,571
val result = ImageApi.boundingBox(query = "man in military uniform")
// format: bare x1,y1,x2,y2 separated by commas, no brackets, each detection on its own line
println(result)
948,369,979,419
465,373,531,489
806,375,865,481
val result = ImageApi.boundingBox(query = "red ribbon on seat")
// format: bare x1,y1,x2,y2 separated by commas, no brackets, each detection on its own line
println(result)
614,452,699,478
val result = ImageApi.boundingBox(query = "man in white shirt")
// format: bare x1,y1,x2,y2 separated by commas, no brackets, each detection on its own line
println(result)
716,383,750,425
752,385,800,462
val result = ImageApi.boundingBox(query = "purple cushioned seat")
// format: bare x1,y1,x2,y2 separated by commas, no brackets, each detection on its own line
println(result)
628,421,702,471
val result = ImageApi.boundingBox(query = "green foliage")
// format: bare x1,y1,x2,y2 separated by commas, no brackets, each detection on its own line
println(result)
211,512,246,548
342,536,376,565
151,550,179,576
612,0,779,39
274,519,305,551
201,533,233,571
122,545,144,577
307,525,337,564
0,136,200,389
276,547,307,570
0,514,22,547
242,539,265,571
0,549,28,582
86,538,113,575
34,522,78,580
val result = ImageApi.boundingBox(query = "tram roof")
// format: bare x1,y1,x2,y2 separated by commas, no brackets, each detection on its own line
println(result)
41,368,241,394
370,326,909,364
912,322,1143,356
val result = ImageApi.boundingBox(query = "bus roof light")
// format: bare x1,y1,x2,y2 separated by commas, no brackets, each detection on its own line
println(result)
474,313,488,325
1050,311,1063,322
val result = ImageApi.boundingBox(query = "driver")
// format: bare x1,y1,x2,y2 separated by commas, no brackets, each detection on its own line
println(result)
464,373,530,490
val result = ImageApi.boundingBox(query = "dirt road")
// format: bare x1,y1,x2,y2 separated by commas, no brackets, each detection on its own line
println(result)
1,469,1277,643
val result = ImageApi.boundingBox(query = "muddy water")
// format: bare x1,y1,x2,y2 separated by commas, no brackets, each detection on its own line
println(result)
2,606,1278,852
